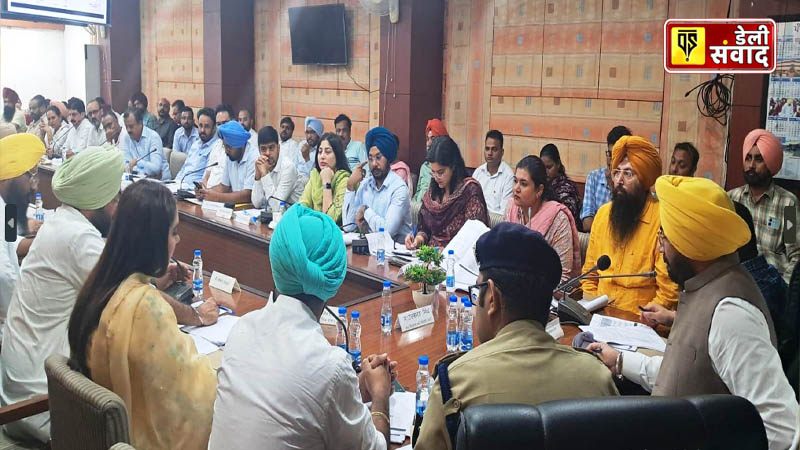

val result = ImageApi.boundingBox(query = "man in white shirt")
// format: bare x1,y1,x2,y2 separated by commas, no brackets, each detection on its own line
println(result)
196,121,257,204
64,97,96,158
238,108,258,150
335,113,367,171
203,104,233,188
209,204,395,449
472,130,513,215
279,115,300,156
251,126,304,210
0,134,45,344
101,107,127,152
590,176,799,450
86,97,110,149
122,109,170,180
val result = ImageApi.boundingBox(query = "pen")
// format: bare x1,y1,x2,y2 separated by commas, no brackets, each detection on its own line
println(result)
412,225,417,237
218,306,235,315
637,305,647,312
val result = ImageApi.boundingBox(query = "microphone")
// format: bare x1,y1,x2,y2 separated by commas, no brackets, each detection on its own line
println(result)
553,255,611,326
177,162,218,199
582,271,656,280
555,255,611,292
267,195,293,207
324,305,360,373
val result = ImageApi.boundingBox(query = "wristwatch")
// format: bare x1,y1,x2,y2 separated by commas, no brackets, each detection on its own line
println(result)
325,182,332,190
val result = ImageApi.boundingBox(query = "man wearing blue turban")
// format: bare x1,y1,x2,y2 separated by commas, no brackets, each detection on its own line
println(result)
197,120,258,204
343,126,412,242
295,116,324,181
209,204,397,449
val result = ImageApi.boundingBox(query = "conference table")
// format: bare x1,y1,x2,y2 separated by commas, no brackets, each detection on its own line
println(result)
36,163,650,447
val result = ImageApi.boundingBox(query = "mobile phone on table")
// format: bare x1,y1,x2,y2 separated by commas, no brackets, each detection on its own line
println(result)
193,181,204,191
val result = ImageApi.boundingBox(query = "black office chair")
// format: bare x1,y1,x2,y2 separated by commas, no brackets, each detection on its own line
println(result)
454,395,767,450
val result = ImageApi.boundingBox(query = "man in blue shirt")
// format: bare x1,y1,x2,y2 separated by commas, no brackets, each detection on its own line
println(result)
335,113,367,171
122,109,170,180
580,125,630,231
172,106,200,153
197,121,257,204
343,126,412,243
174,107,218,188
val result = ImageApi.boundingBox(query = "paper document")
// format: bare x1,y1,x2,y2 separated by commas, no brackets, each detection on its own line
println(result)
442,220,489,290
184,315,240,346
365,230,405,257
201,200,225,211
589,314,642,328
189,334,220,355
389,392,416,443
578,325,666,352
578,295,609,312
343,232,360,246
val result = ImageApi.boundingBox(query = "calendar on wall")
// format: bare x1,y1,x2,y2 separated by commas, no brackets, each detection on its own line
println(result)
765,18,800,180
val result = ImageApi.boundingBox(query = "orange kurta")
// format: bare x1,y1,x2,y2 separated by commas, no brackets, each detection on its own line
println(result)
580,196,679,314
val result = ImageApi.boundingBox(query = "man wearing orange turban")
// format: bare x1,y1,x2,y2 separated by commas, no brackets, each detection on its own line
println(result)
414,118,450,202
590,175,799,450
581,136,678,314
1,88,25,133
729,128,798,283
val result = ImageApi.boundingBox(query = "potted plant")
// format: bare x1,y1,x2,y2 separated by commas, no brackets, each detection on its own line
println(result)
403,245,446,307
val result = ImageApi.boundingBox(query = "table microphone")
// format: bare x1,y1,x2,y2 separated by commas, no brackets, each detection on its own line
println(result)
324,305,360,373
553,255,611,326
176,162,218,199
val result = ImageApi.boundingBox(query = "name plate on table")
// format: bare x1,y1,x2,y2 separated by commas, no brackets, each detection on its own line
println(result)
216,207,234,219
396,305,434,332
201,200,225,211
319,308,338,326
209,271,241,294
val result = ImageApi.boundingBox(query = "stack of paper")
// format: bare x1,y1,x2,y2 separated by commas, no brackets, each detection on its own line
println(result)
389,392,416,444
579,314,666,352
183,315,240,347
443,220,490,290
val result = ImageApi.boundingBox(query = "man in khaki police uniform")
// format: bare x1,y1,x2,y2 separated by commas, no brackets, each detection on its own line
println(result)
414,223,619,450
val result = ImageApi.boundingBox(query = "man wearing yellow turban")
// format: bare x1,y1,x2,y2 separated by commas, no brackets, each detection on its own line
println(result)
728,128,798,284
590,175,799,450
0,146,124,443
581,136,678,314
0,133,45,346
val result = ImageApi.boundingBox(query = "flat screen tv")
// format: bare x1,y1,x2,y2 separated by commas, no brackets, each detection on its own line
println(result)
288,4,348,66
1,0,110,26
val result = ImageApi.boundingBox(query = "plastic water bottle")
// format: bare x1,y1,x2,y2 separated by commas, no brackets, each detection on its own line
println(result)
376,227,386,266
460,300,474,351
274,201,285,223
34,193,44,222
335,306,348,350
416,355,431,416
192,250,203,300
446,295,459,352
349,310,362,366
380,280,392,335
445,249,456,294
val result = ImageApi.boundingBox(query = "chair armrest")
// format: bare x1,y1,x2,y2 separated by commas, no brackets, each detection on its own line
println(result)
0,394,48,425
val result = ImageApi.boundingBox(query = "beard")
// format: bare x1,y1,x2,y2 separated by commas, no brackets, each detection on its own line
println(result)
88,208,112,238
609,185,648,244
743,169,771,188
3,106,14,122
31,111,42,122
280,131,290,141
371,166,389,183
664,251,695,289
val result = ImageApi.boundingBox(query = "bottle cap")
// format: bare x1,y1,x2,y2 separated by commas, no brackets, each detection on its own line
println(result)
383,280,391,288
419,355,429,365
448,249,454,255
379,227,384,232
36,193,42,198
463,300,472,308
351,310,360,319
280,201,286,206
338,306,347,314
194,249,201,257
461,296,468,304
449,295,457,303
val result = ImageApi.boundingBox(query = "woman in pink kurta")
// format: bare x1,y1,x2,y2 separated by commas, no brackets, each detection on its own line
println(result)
505,156,581,284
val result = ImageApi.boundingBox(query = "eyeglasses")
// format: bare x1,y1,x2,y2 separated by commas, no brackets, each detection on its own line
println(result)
611,168,636,181
467,281,489,306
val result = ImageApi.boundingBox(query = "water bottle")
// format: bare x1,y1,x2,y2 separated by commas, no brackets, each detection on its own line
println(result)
274,201,285,223
445,249,456,294
446,295,459,352
460,299,474,351
192,250,203,300
416,355,431,416
335,306,348,350
34,193,44,222
380,280,392,335
124,159,131,174
376,227,386,266
349,310,362,366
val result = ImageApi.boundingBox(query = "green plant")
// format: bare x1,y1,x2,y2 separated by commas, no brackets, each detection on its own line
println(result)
403,245,446,294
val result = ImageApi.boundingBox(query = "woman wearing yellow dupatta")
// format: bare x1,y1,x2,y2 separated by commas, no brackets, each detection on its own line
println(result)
68,180,219,450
